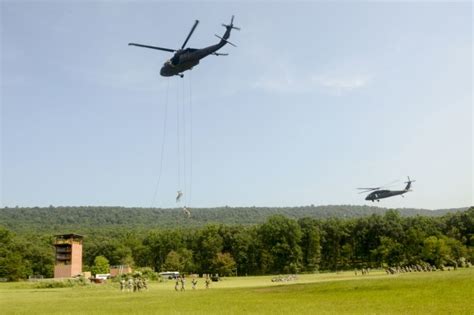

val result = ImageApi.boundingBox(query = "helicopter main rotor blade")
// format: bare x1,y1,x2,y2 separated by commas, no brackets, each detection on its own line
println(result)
380,179,401,188
357,187,380,194
181,20,199,49
356,179,400,192
128,43,176,53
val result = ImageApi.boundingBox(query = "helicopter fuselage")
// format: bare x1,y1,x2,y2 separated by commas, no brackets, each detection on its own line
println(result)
160,58,199,77
160,35,229,76
130,16,238,78
365,189,409,202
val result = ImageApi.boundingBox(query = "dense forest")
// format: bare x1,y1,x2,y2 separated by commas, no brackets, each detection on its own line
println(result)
0,205,466,233
1,207,472,281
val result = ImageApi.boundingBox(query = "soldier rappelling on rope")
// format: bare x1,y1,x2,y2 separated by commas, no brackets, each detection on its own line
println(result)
176,190,183,203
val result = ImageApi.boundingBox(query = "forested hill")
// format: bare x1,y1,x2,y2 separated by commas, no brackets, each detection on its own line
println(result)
0,205,467,233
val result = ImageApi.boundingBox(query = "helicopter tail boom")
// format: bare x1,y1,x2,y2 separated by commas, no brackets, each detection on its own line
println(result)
215,34,237,47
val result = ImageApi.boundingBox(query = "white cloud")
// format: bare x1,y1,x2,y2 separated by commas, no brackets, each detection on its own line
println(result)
61,57,167,93
253,72,372,95
311,74,372,94
245,41,373,95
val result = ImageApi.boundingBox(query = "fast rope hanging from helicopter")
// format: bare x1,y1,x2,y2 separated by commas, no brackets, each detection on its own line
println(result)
151,74,193,218
176,74,193,218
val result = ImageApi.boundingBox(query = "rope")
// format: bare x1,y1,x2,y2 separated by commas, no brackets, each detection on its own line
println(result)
176,78,181,191
151,79,170,208
150,74,193,213
182,77,187,206
188,72,193,206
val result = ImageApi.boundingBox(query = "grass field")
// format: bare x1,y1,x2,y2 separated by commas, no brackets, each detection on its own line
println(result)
2,268,473,315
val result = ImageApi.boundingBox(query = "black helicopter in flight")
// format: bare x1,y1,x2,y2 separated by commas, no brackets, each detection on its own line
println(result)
358,177,416,202
129,16,240,77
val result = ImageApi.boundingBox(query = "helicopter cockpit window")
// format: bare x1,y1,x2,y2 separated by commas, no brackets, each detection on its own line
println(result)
171,55,180,66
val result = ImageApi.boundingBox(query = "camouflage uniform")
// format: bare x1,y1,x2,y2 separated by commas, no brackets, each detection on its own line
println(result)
175,278,180,291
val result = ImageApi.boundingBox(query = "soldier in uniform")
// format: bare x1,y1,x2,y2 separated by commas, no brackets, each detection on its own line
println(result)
175,277,180,291
181,275,186,291
205,276,210,289
183,206,191,218
120,278,126,292
176,190,183,202
192,277,198,290
133,278,138,292
137,278,143,291
127,278,133,293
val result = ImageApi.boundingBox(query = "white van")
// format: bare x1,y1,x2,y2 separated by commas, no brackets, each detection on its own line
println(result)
159,271,179,279
95,273,111,280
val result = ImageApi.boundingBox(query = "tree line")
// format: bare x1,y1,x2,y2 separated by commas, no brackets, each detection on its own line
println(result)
0,208,472,281
0,205,464,233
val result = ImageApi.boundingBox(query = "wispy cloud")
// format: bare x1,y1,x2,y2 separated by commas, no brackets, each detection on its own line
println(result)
61,58,167,93
246,41,372,95
253,72,372,95
311,74,372,94
212,22,375,97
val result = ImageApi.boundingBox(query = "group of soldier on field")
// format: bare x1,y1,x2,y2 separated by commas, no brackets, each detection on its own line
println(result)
118,272,217,292
353,261,470,276
354,268,371,275
271,274,298,282
174,275,211,291
385,263,459,274
120,277,148,292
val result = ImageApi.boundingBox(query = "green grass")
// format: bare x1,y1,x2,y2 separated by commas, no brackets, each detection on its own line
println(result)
1,269,473,315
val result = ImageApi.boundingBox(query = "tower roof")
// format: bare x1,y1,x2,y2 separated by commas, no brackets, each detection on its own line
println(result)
54,233,84,239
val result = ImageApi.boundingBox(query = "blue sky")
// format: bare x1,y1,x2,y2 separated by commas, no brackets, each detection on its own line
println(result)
1,1,472,209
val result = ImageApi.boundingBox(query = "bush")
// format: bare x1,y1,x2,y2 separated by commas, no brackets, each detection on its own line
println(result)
134,267,159,281
35,278,89,289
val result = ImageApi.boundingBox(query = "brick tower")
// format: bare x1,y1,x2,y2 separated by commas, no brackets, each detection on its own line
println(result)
54,234,83,278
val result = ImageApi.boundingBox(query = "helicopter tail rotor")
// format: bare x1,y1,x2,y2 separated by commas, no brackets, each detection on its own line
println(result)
404,176,416,191
222,15,241,31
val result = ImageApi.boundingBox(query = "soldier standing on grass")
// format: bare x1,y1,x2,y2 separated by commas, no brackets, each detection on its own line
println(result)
192,277,198,290
137,278,143,291
175,277,180,291
205,276,211,289
132,278,136,292
127,278,133,293
181,275,186,291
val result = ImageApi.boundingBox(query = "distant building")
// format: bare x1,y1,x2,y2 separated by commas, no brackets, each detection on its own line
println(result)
110,265,132,277
53,234,83,278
